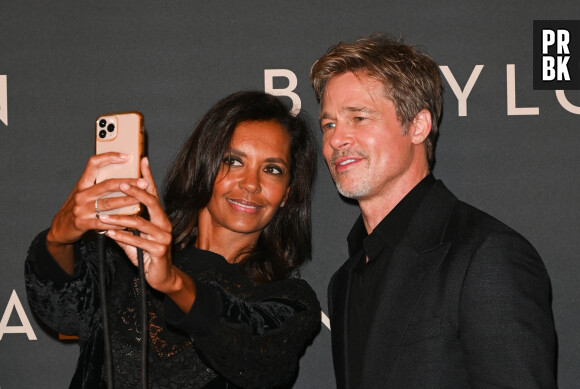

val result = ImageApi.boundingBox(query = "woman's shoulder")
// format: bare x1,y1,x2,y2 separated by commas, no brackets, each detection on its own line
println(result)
256,276,320,308
173,244,231,271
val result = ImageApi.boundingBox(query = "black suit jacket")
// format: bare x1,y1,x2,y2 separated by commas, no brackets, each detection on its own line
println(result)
328,181,557,388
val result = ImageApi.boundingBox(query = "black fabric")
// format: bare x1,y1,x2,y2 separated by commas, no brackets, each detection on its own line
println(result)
164,279,224,337
25,230,320,389
346,174,435,387
328,180,557,389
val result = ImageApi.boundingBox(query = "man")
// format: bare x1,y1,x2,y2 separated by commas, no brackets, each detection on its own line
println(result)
310,34,557,388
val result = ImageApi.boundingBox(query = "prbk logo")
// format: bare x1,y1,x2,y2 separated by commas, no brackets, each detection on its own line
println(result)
534,20,580,90
0,75,6,125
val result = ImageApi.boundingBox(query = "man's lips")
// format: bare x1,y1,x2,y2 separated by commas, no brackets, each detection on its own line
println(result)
332,156,364,172
227,198,263,213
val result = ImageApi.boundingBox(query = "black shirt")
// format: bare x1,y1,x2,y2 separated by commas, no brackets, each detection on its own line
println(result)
346,174,435,387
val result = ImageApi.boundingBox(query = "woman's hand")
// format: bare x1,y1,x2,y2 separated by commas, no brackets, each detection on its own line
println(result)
100,157,173,286
100,158,196,311
46,153,141,273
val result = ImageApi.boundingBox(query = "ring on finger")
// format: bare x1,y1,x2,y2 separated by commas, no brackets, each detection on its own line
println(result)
95,198,101,218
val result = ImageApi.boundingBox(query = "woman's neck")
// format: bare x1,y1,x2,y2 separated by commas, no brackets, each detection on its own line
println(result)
195,209,260,263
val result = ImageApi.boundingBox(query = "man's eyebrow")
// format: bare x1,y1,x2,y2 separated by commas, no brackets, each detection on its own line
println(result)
319,112,334,121
319,106,377,121
343,106,377,114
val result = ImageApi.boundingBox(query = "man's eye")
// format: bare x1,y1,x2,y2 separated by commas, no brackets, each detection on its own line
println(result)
354,116,366,122
322,122,335,131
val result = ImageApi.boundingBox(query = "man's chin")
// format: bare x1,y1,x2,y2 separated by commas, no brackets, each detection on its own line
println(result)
335,182,370,200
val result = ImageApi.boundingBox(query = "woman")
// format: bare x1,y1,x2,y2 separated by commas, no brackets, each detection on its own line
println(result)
25,91,320,388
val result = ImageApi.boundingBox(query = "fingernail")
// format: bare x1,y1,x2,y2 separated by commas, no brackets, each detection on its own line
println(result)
118,153,129,159
106,230,115,236
99,214,110,221
120,183,130,191
137,178,148,189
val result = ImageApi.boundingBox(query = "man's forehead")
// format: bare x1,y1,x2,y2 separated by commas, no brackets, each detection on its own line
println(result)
320,75,391,117
322,73,388,102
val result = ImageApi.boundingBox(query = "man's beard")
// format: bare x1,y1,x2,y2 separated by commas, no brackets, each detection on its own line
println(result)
333,171,372,199
329,150,372,200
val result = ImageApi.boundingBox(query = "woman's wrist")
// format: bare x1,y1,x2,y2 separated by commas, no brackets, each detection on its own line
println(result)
45,230,76,274
164,267,197,313
45,225,78,247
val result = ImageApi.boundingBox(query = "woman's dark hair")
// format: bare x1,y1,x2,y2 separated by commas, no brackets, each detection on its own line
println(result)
163,91,317,282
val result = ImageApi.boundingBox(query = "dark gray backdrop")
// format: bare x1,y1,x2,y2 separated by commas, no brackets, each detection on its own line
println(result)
1,1,578,388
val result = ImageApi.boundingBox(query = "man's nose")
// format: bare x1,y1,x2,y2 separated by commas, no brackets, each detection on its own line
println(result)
328,123,354,149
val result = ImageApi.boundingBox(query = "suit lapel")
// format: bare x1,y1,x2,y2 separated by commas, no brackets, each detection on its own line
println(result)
330,252,360,389
360,241,451,386
359,181,457,386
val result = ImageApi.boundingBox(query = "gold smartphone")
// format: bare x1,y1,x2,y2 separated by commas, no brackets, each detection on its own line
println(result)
95,111,144,215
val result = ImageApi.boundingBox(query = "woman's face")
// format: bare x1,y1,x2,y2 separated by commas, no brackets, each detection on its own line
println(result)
202,120,291,237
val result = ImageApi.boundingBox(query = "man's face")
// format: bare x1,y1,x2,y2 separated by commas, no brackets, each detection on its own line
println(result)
319,71,418,202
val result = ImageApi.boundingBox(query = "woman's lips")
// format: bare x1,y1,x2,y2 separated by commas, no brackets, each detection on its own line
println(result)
227,198,263,213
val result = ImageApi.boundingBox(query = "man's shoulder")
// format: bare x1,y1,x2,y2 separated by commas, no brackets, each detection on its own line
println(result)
422,184,547,287
428,180,518,232
442,193,538,257
453,198,521,234
423,181,534,248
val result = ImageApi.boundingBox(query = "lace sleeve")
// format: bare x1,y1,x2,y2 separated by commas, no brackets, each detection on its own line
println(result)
169,277,321,388
24,230,117,341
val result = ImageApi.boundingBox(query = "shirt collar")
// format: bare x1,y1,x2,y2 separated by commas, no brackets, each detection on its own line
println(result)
347,174,436,259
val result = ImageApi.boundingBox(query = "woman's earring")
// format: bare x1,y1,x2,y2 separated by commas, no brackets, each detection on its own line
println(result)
280,201,285,208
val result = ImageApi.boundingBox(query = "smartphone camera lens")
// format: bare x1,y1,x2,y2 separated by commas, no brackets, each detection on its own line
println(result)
107,123,115,132
99,129,107,139
99,119,107,128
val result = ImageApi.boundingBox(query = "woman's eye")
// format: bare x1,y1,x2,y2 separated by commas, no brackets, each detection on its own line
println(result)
264,165,283,175
223,156,242,166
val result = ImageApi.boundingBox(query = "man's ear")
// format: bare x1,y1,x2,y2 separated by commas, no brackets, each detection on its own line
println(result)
410,109,432,145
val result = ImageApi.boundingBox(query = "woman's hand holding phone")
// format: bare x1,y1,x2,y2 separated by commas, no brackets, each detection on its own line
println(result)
44,111,145,274
101,158,196,312
45,153,143,273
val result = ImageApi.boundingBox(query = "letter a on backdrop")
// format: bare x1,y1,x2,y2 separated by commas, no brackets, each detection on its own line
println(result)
0,290,37,340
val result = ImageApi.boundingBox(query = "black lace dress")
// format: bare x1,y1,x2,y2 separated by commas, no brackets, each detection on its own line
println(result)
25,230,320,388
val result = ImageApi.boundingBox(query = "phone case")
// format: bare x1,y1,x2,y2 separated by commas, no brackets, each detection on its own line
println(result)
95,111,144,215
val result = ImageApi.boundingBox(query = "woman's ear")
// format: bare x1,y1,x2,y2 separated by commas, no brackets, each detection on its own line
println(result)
410,109,432,145
281,187,290,208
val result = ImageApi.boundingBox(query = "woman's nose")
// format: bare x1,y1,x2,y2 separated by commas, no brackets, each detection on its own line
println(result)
239,170,262,193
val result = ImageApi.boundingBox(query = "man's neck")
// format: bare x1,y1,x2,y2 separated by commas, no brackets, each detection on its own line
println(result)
359,170,429,233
